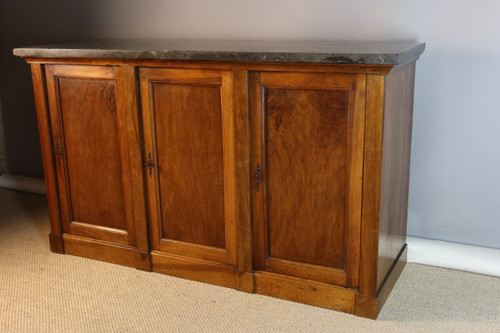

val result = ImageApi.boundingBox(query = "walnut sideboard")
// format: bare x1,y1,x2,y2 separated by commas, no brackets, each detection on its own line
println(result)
14,40,425,318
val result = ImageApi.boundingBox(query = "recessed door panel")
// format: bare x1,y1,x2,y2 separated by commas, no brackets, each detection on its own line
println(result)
251,71,366,287
153,83,225,249
140,68,237,265
45,65,138,246
58,78,126,230
265,88,347,268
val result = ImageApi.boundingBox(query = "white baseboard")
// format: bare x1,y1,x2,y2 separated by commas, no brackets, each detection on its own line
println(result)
407,236,500,277
0,173,46,195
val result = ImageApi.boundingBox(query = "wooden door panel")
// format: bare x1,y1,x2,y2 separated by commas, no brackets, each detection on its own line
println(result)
265,87,347,268
45,65,136,246
140,68,237,265
154,83,225,248
58,78,126,230
251,71,365,286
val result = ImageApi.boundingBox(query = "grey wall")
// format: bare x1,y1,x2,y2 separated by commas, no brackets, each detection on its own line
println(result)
1,0,499,249
0,0,121,177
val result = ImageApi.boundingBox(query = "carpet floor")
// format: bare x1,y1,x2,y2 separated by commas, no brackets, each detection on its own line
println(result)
0,188,499,332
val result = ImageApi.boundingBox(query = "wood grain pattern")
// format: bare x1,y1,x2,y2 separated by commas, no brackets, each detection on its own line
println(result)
69,221,128,245
250,71,265,270
134,250,152,272
221,71,238,265
375,245,407,311
154,82,225,247
30,64,64,252
44,66,77,234
113,67,136,246
235,272,254,293
140,67,222,84
353,294,378,319
233,70,253,273
44,65,138,254
252,72,365,286
58,77,127,229
358,64,416,301
344,74,366,287
265,257,347,286
140,68,238,265
359,74,385,296
254,271,356,313
151,251,237,289
157,240,229,264
25,55,420,319
25,57,394,75
264,87,347,268
260,71,352,89
115,65,151,270
52,64,114,79
140,70,161,252
63,234,136,268
377,63,416,289
354,245,408,319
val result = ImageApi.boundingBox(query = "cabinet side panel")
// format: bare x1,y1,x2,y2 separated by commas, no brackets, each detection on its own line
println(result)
58,77,127,230
377,62,416,289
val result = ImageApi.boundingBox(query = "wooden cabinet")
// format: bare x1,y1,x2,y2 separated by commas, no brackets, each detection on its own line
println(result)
18,40,424,319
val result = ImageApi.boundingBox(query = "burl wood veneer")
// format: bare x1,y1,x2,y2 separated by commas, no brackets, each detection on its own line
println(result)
15,40,425,318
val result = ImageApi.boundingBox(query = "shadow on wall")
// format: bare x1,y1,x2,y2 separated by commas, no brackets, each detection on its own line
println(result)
0,0,107,178
0,99,6,173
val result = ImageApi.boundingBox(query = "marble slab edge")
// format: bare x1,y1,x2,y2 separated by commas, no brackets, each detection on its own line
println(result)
13,42,425,65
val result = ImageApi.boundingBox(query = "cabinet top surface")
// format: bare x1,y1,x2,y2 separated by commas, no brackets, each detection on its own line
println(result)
14,40,425,65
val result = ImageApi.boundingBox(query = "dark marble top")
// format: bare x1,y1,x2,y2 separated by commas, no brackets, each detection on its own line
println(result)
14,40,425,65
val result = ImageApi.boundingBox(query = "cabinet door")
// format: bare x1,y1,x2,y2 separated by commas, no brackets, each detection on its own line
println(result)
251,71,366,287
45,65,143,259
139,68,237,265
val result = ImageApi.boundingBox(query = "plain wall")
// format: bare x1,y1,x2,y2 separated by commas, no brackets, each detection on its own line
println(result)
1,0,499,249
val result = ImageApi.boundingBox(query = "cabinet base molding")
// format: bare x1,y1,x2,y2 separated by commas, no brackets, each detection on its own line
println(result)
63,234,136,268
254,271,356,313
355,245,407,319
134,250,152,272
151,251,238,289
53,243,406,318
49,233,65,254
235,272,255,293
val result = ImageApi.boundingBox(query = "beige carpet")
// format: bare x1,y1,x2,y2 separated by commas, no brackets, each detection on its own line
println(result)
0,188,499,332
